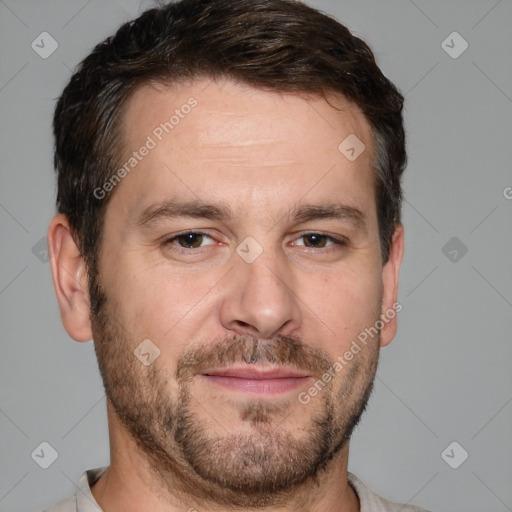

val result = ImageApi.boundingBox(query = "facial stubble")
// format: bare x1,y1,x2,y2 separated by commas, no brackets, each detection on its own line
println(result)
91,285,380,508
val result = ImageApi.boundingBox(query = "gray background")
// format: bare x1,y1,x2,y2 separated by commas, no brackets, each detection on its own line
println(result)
1,0,511,511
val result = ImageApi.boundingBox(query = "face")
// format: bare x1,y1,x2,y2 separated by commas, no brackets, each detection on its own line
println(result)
87,78,401,506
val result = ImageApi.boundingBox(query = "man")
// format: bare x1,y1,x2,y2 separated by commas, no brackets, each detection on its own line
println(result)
45,0,429,510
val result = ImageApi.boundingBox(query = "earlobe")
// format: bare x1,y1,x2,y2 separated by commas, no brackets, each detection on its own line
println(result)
379,223,404,348
48,214,93,342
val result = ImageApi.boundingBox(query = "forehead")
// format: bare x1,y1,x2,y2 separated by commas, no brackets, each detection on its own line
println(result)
121,77,373,153
111,77,377,227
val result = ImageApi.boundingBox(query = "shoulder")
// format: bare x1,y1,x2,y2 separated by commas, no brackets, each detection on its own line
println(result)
42,495,76,512
348,472,432,512
42,466,108,512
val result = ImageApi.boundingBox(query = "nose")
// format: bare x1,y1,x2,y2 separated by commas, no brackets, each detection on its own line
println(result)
219,247,302,340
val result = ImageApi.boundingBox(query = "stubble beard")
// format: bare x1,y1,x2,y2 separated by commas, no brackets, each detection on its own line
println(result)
90,283,380,508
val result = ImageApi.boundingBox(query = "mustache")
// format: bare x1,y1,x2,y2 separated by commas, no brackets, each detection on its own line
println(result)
175,334,333,382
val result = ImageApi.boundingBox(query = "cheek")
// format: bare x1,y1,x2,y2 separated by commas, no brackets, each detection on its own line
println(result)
107,257,220,355
306,263,382,346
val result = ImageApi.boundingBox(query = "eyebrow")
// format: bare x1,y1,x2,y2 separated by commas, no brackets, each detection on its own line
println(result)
135,200,233,227
288,203,367,233
134,199,367,234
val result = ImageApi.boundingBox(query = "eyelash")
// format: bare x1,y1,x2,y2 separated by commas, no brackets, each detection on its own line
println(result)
162,231,347,254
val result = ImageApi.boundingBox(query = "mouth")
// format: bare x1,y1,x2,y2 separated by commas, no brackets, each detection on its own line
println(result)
199,366,313,395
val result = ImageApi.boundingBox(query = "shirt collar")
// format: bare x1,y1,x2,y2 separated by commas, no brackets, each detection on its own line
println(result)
76,466,108,512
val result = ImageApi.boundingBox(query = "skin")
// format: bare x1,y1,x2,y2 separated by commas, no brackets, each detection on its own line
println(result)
48,77,404,512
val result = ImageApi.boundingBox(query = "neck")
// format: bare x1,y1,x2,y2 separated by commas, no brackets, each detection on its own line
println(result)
91,403,360,512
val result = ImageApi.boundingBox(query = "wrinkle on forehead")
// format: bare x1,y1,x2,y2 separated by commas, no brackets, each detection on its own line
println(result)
111,78,377,234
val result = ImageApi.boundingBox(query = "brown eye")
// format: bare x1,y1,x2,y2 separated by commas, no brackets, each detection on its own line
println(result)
176,233,203,248
292,232,346,252
303,233,329,248
169,232,213,249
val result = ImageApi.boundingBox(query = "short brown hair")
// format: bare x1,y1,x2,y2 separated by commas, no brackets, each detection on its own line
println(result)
53,0,406,282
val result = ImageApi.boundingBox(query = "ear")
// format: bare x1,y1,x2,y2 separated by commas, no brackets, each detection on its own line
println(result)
379,223,404,348
48,214,93,342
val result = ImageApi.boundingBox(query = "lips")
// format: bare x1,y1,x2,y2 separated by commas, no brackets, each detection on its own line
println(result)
203,365,310,379
200,366,312,394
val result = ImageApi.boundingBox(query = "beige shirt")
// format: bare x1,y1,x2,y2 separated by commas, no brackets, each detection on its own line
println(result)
43,466,431,512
